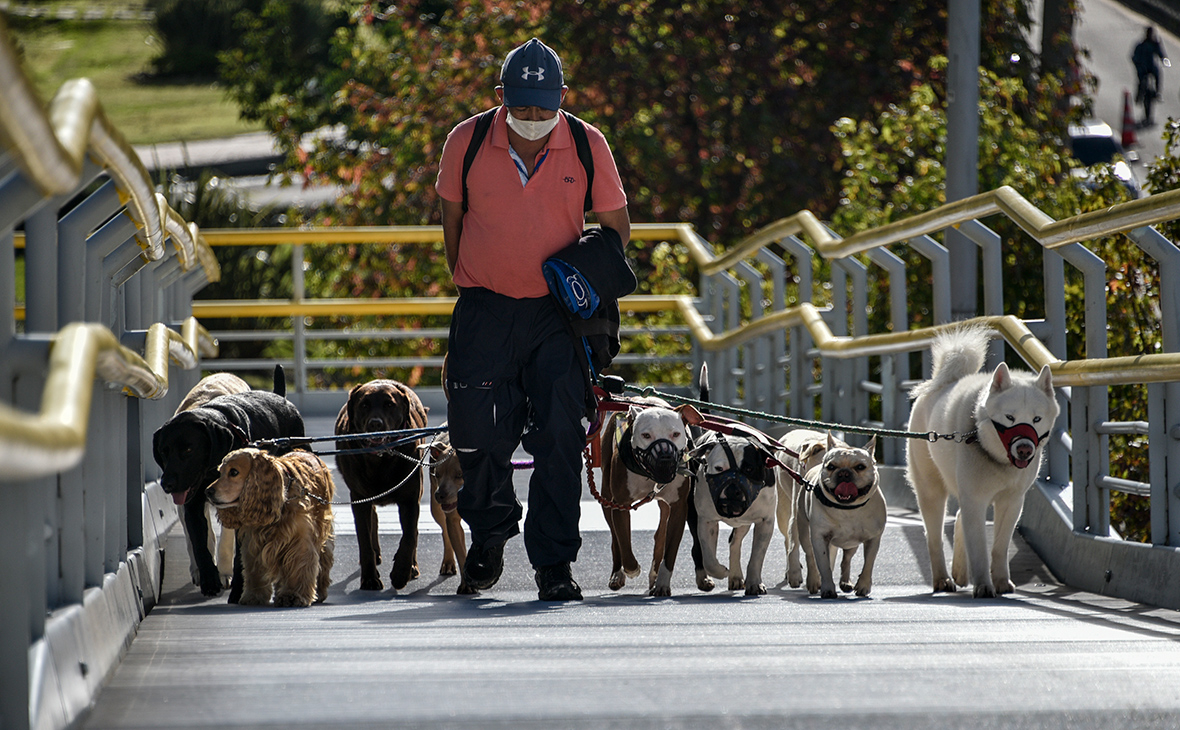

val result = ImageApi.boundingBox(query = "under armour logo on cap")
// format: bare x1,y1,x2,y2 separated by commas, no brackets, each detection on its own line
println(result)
501,38,564,111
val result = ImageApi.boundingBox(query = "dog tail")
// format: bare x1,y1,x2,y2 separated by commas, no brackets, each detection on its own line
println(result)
912,324,991,399
698,362,710,414
273,364,286,398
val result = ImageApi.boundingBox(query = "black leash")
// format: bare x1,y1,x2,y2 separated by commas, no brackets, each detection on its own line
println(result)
253,425,450,458
597,375,977,444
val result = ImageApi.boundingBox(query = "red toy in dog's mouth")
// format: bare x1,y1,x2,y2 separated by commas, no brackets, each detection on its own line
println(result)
833,480,860,501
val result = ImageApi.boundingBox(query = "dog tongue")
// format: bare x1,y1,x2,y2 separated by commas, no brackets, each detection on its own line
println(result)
834,481,859,501
172,489,189,505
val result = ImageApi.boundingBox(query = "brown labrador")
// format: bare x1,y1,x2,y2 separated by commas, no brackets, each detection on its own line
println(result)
334,379,429,591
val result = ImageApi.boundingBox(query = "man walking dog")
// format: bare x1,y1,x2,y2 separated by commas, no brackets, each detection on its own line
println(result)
435,38,630,600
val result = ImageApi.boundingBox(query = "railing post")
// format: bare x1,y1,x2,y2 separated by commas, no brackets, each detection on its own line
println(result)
0,482,31,730
25,204,59,333
293,243,307,394
1127,227,1180,547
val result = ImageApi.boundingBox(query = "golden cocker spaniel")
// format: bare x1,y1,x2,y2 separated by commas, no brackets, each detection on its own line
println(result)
207,448,335,607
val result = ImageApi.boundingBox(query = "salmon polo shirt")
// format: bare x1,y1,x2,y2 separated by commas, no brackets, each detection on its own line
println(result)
436,106,627,299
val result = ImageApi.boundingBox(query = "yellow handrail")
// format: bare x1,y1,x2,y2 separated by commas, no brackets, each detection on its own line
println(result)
0,318,215,480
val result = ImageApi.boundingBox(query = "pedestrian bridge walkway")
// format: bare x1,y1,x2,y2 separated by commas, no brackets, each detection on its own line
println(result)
5,16,1180,730
81,411,1180,729
83,483,1180,729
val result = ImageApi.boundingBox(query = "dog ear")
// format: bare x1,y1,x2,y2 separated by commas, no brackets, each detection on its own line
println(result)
345,383,366,432
991,362,1012,392
864,435,877,457
208,422,237,462
674,403,705,426
800,441,827,462
238,451,285,526
151,426,165,468
1036,364,1054,396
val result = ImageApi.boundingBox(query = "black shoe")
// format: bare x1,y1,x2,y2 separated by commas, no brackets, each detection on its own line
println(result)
535,563,583,601
462,540,505,591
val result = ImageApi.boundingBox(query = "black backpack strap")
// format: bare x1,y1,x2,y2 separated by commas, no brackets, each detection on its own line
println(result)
561,110,595,213
461,109,498,213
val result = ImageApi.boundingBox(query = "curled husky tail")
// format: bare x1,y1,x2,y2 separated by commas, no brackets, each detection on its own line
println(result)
911,325,991,399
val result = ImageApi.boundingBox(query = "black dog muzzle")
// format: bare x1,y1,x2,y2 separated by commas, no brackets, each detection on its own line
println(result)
633,438,681,484
704,439,774,518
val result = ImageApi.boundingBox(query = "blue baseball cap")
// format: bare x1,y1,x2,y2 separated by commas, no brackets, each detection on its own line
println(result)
500,38,564,110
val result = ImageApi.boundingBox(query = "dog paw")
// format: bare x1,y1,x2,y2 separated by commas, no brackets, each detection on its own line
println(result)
728,576,745,592
696,572,715,592
648,584,673,598
840,580,854,593
623,563,641,579
993,577,1016,594
359,576,384,591
456,581,479,595
238,591,271,606
787,569,803,588
744,582,767,596
932,577,957,593
439,560,458,577
854,580,872,597
820,588,838,599
973,583,998,599
609,571,626,591
806,577,821,595
199,575,224,597
273,593,312,608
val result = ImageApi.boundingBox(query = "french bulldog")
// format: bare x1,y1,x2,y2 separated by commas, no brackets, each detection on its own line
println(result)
796,433,885,599
774,428,830,588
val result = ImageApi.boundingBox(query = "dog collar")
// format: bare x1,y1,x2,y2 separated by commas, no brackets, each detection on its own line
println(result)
991,421,1050,469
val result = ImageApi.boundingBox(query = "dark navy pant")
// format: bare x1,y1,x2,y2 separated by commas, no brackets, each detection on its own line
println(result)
445,287,586,568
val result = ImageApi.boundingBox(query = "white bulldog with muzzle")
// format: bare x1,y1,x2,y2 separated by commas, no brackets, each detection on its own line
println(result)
691,432,778,595
794,433,885,599
598,398,698,596
907,326,1060,598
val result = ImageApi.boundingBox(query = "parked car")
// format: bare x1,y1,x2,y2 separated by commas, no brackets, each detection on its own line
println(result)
1067,119,1142,198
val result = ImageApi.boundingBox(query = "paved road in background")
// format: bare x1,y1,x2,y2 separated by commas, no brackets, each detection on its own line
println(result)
1075,0,1180,182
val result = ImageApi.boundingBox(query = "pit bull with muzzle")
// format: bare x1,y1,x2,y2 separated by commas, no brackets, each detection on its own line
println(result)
598,398,698,596
794,433,885,599
690,432,778,595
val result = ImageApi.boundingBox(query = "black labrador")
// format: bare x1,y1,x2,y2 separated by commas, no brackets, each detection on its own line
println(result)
153,366,304,601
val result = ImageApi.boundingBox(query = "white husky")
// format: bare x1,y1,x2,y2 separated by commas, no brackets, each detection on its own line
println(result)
906,326,1059,598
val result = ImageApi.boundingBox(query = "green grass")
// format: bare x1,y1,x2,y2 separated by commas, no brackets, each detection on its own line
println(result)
7,15,263,144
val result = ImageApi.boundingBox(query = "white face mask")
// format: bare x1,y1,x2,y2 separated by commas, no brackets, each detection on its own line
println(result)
506,111,560,141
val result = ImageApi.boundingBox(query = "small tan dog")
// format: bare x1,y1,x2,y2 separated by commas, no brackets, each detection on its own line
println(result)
598,398,697,596
208,448,335,607
425,433,467,577
795,434,885,599
774,428,829,588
